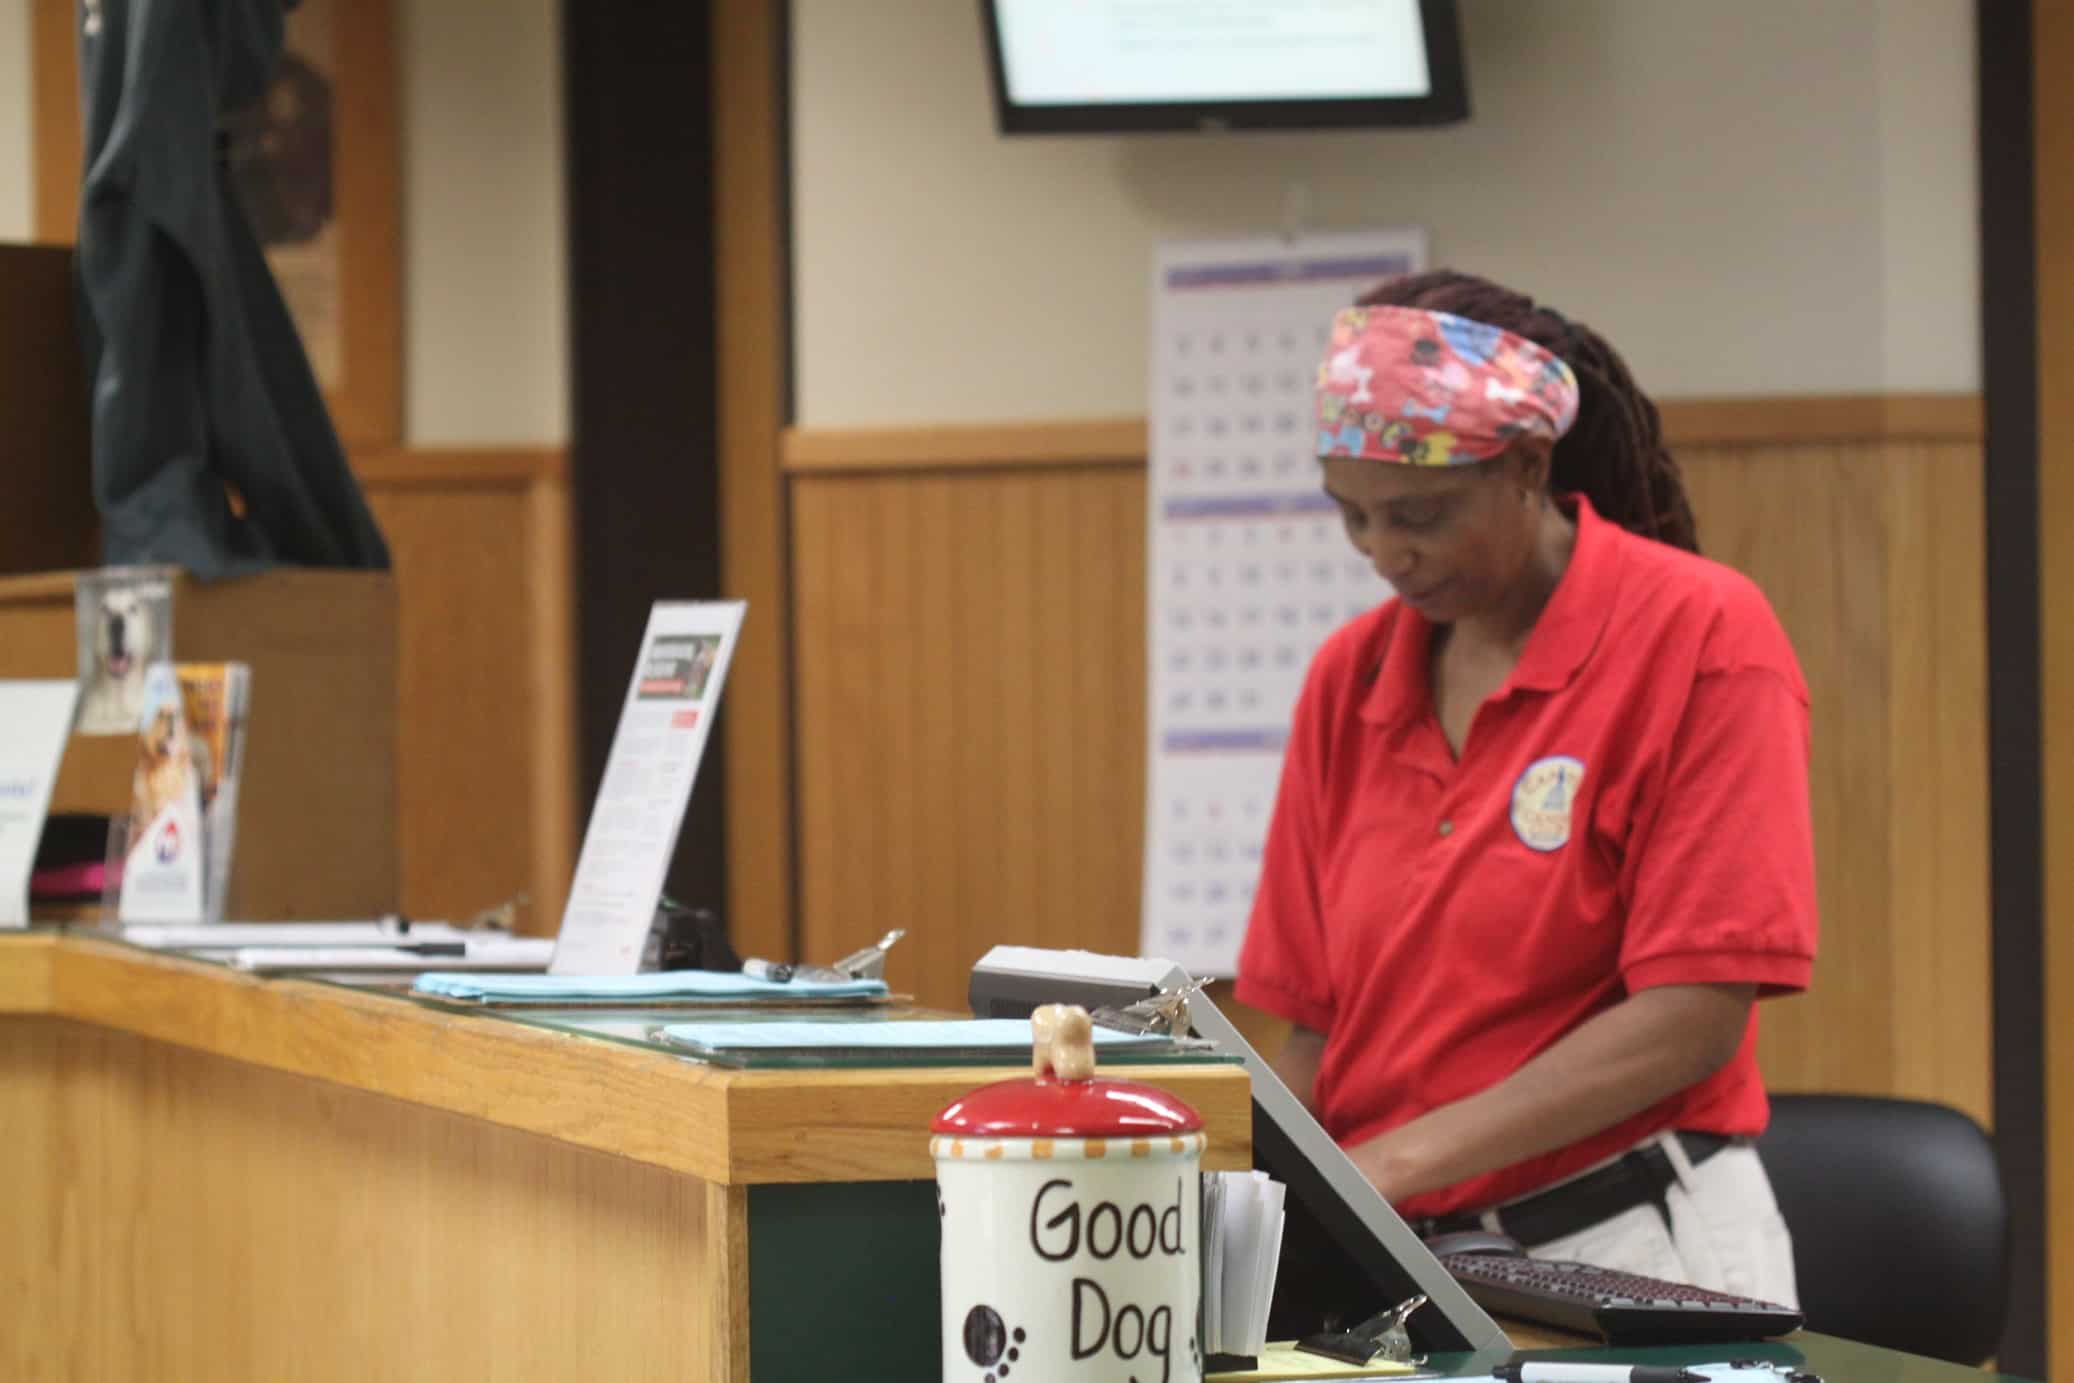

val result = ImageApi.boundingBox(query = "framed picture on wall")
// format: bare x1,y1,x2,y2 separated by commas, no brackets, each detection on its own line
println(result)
31,0,403,450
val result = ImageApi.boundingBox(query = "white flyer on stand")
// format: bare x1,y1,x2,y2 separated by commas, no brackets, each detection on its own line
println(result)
1141,231,1425,976
550,601,746,975
0,681,80,926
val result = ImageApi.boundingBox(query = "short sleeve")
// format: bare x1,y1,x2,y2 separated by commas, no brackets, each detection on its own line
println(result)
1618,665,1819,996
1234,676,1339,1034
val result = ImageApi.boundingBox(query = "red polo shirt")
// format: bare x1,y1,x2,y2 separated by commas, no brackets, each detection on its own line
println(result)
1234,495,1818,1219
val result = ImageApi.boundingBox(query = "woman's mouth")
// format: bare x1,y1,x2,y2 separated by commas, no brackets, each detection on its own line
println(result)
1398,579,1450,610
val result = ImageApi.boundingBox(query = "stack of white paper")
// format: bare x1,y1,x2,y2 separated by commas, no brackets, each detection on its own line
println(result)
1201,1168,1287,1359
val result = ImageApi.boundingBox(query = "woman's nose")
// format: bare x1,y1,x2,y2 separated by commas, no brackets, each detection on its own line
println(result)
1369,532,1417,584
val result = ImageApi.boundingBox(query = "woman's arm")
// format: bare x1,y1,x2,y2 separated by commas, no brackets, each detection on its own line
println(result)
1346,982,1755,1205
1269,1024,1328,1116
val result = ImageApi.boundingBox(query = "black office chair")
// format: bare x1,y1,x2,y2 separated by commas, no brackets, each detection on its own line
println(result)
1755,1094,2007,1365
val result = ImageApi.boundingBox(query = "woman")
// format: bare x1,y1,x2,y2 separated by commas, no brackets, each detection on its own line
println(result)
1234,271,1817,1306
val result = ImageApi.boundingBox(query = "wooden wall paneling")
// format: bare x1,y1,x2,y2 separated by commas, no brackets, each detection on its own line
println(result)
793,467,1151,1010
950,475,1011,998
711,0,796,967
832,478,887,965
869,478,921,984
29,0,79,245
911,474,966,1008
776,396,1983,477
1680,444,1900,1099
790,480,838,976
364,470,534,923
329,0,404,447
996,475,1043,958
1656,394,1984,448
181,571,402,921
526,467,579,930
1036,476,1081,948
1666,442,1989,1120
783,418,1148,473
704,1181,752,1383
359,450,576,932
1883,442,1993,1124
0,1018,723,1380
792,477,879,979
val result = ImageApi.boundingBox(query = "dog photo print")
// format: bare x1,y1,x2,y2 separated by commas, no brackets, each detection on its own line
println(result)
75,568,175,736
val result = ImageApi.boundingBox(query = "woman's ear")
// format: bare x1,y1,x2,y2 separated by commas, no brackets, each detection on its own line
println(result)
1502,438,1555,497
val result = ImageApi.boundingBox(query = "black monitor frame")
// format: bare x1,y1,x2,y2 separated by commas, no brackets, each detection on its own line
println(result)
978,0,1471,136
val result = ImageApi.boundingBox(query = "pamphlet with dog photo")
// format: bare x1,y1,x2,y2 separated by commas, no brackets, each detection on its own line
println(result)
117,664,207,922
74,567,176,737
178,663,252,922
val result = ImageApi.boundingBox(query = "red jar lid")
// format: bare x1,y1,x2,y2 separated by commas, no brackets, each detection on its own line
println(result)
933,1074,1203,1138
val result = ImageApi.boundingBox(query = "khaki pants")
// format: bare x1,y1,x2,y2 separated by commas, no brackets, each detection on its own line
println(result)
1519,1137,1800,1309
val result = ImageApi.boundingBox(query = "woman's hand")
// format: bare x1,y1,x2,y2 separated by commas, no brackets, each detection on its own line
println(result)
1345,982,1757,1206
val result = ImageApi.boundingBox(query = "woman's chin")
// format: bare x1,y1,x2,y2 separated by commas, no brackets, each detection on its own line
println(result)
1395,581,1458,622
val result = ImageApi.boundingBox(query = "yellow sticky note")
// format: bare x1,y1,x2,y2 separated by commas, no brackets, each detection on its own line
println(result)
1208,1341,1418,1380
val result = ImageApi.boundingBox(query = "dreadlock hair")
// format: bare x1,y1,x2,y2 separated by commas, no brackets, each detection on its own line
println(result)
1353,270,1699,553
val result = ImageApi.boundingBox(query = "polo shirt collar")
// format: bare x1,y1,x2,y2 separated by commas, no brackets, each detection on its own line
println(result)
1359,493,1621,727
1510,493,1620,693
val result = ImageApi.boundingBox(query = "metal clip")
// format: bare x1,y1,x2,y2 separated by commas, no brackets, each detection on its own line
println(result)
1089,977,1210,1037
458,893,528,932
1294,1292,1430,1367
1366,1292,1429,1365
831,929,906,980
1726,1364,1822,1383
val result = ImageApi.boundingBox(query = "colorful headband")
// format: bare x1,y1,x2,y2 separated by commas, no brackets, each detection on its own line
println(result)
1314,305,1580,466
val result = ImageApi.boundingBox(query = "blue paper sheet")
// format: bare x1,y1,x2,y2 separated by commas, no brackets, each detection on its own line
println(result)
411,971,890,1003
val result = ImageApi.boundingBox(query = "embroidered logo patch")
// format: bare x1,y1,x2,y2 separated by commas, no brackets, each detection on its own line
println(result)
1511,755,1586,852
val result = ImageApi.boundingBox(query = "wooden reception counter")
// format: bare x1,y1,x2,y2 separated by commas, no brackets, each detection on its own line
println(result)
0,934,1252,1380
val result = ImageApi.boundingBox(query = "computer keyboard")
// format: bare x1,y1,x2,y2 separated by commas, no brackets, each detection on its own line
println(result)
1438,1251,1805,1345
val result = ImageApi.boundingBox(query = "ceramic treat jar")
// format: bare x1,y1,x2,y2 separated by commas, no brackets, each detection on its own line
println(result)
933,1004,1204,1383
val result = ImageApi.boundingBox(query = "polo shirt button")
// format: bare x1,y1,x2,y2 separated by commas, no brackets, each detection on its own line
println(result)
1437,819,1454,837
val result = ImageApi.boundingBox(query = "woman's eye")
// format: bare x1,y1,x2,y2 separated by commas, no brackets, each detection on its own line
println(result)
1338,506,1367,530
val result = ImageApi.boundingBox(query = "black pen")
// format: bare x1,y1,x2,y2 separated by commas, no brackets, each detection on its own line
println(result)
1494,1364,1705,1383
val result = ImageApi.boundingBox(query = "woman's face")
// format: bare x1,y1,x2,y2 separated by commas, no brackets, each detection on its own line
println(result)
1320,447,1548,625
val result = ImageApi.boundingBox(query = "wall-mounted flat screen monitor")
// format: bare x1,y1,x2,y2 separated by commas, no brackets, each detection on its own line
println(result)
981,0,1470,134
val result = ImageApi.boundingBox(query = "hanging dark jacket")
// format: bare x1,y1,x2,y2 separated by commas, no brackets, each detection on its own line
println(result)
74,0,390,578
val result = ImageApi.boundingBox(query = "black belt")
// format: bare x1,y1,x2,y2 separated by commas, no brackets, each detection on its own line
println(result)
1413,1131,1734,1250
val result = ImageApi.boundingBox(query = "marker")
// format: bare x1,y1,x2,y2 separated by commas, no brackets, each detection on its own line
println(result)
1493,1365,1706,1383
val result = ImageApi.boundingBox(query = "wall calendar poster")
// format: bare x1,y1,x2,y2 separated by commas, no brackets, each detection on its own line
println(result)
1141,230,1427,977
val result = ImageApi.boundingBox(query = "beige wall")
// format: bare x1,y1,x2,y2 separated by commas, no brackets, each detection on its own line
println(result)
0,0,29,244
400,0,566,447
791,0,1980,425
1878,2,1979,393
0,0,568,447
